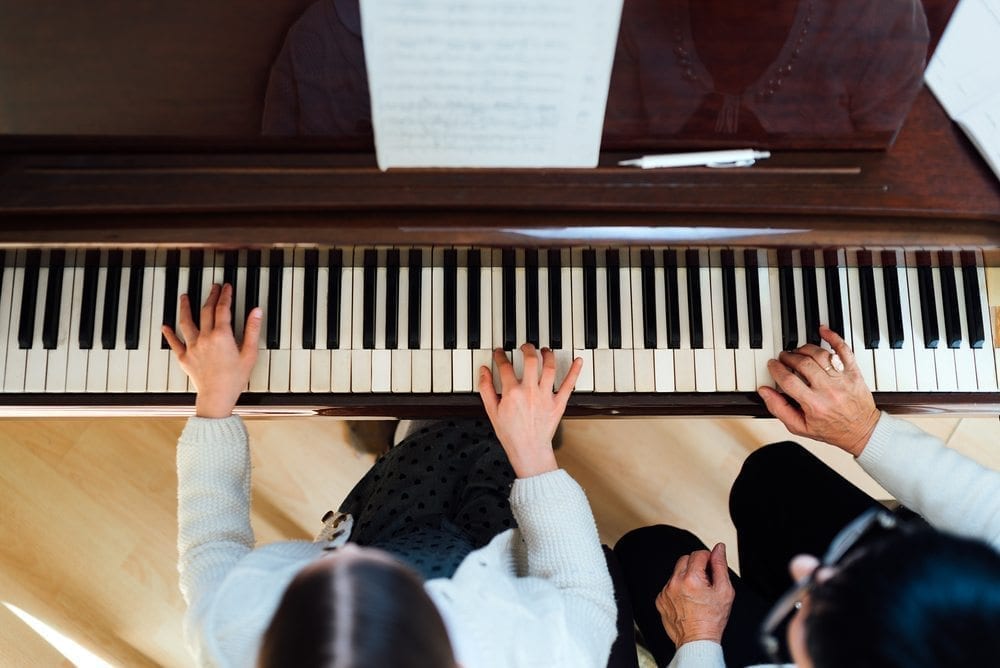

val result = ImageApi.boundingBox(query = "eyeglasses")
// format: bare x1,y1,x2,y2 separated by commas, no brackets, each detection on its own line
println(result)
758,507,900,663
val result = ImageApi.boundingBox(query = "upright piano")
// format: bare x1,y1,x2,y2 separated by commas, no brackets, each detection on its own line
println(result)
0,0,997,417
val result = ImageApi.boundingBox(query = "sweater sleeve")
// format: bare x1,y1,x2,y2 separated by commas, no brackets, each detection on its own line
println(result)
668,640,727,668
176,416,256,648
857,412,1000,549
509,469,618,666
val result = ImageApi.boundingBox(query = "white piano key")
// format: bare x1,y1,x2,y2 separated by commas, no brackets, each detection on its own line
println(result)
754,258,777,389
432,349,452,392
792,258,807,349
514,249,527,350
674,262,695,392
338,247,354,353
618,251,634,350
931,258,958,391
512,346,525,380
374,250,388,350
45,250,77,393
391,348,412,392
593,348,615,392
331,349,352,393
290,249,310,393
234,250,248,342
870,260,897,391
372,349,392,392
352,248,366,351
397,249,410,350
556,249,573,388
269,350,291,392
889,253,917,391
65,257,90,393
473,348,493,392
452,349,473,392
0,251,15,389
432,247,445,351
537,254,549,348
106,252,132,393
630,248,646,351
595,251,609,350
24,255,49,392
200,249,218,316
631,348,655,392
973,262,998,391
491,348,512,394
248,256,270,393
733,266,756,391
125,250,154,393
905,263,938,391
846,266,876,389
491,249,504,358
951,260,978,391
412,349,432,393
351,349,373,392
311,251,332,392
3,250,28,392
311,350,332,392
419,248,433,354
814,255,831,351
478,250,492,350
456,248,469,349
653,348,674,392
571,248,594,391
710,258,735,391
694,255,717,393
85,254,110,394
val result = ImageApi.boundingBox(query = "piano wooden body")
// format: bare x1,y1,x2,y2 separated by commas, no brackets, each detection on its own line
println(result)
0,1,998,417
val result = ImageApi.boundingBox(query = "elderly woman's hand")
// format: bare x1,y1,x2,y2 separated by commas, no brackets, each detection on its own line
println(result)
656,543,734,647
758,325,880,457
478,343,582,478
162,283,263,419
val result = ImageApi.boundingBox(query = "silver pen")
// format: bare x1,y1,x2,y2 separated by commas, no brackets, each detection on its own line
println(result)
618,149,771,169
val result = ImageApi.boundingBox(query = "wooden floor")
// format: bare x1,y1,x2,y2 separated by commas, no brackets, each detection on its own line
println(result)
1,414,998,667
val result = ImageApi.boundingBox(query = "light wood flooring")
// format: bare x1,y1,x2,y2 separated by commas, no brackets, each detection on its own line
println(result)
1,414,997,667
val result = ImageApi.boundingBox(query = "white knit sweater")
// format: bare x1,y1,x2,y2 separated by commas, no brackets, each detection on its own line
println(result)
176,417,616,668
669,412,1000,668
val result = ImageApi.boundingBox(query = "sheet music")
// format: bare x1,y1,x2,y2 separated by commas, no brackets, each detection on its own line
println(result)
925,0,1000,181
360,0,623,170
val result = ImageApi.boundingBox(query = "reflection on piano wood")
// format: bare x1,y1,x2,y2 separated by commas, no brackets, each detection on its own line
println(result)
0,245,997,417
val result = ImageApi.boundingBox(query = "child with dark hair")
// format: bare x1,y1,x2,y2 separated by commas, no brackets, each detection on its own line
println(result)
165,284,620,668
614,325,1000,667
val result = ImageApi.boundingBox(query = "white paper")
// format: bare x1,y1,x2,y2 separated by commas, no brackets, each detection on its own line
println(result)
360,0,623,170
925,0,1000,182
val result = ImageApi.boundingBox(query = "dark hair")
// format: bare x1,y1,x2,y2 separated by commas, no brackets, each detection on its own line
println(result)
805,528,1000,668
258,556,456,668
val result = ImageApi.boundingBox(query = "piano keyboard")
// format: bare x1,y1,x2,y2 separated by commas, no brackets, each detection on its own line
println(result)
0,247,996,395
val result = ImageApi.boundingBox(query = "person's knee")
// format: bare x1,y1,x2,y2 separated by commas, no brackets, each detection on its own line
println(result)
614,524,704,562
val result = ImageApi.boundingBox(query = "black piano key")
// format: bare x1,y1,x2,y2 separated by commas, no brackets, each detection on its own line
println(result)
777,249,797,351
606,249,622,349
386,249,400,349
547,249,562,349
801,251,821,346
745,250,763,349
443,248,458,349
822,250,845,339
857,251,880,349
244,250,261,330
362,249,377,350
721,249,738,349
408,249,422,349
188,250,204,330
502,249,516,350
327,249,343,349
938,251,962,349
17,249,41,349
685,249,703,349
161,249,180,349
124,250,145,349
664,249,681,349
881,251,904,349
100,249,123,350
467,249,481,349
302,249,319,349
525,249,540,347
266,249,283,349
960,250,985,349
915,252,939,348
640,249,656,349
223,250,238,328
583,249,598,349
41,250,66,350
